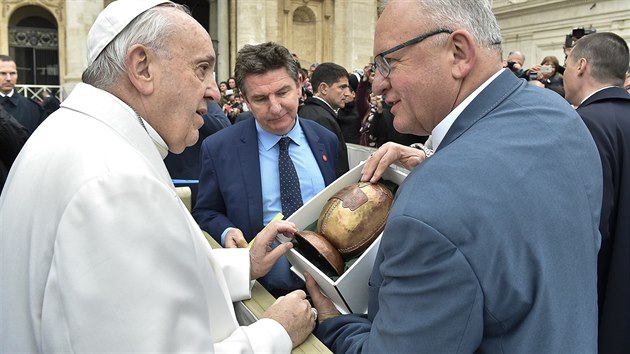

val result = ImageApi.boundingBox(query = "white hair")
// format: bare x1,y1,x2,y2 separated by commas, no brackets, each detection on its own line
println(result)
381,0,502,50
82,2,189,89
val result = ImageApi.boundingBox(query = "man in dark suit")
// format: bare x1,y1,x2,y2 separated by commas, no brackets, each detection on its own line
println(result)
298,62,351,177
193,42,338,296
0,106,29,194
564,32,630,354
305,1,602,353
0,55,47,133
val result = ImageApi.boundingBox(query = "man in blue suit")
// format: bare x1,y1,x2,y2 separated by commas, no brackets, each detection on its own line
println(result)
193,42,338,296
564,32,630,354
305,0,602,353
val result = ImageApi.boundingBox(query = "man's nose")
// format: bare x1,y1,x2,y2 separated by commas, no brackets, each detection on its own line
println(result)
205,79,221,102
269,96,282,114
372,72,389,96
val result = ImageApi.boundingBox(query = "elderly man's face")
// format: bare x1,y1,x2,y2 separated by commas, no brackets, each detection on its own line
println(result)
152,9,220,154
507,53,524,67
371,0,457,136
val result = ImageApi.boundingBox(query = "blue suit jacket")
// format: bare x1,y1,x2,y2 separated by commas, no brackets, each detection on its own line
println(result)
578,87,630,354
193,116,337,240
192,117,338,290
316,70,602,353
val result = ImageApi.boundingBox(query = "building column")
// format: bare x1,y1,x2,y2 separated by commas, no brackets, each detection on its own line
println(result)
63,0,103,94
216,0,230,82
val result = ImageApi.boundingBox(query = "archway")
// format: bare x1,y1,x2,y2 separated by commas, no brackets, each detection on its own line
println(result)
8,5,58,86
291,6,317,67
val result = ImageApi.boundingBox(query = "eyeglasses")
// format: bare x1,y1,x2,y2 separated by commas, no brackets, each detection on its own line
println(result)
371,28,453,78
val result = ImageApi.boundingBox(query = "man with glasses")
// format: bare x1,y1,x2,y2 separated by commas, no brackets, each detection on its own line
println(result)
305,0,602,353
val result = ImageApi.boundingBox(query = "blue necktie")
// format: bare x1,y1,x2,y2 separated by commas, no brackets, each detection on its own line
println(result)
278,137,303,217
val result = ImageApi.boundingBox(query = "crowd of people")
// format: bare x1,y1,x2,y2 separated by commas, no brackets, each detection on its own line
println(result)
1,0,629,353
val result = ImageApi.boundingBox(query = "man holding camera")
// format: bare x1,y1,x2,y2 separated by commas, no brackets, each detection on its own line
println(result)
504,51,526,77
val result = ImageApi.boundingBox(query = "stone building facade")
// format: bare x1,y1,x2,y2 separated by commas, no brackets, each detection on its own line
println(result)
496,0,630,70
0,0,628,98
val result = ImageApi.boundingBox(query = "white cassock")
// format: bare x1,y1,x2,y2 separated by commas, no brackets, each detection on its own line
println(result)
0,83,292,353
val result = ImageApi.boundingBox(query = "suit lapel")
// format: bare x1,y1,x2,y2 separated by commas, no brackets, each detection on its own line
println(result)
301,120,336,185
237,119,264,234
2,94,18,107
439,70,523,151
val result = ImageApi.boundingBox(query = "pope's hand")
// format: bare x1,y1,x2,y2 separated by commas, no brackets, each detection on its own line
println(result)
249,220,297,280
261,289,316,348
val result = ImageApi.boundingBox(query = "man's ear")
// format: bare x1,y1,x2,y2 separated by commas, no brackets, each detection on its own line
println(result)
317,82,329,96
576,57,588,77
125,44,155,95
449,30,476,80
296,75,304,96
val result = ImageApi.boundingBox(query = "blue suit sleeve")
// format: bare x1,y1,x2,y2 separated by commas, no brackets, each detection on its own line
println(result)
191,138,235,242
316,215,484,353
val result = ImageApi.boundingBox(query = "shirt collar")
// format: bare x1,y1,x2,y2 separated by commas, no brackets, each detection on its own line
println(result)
256,117,305,151
313,95,338,114
432,68,504,149
580,86,617,106
0,89,15,98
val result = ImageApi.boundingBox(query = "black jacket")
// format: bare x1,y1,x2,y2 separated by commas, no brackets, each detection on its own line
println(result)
578,86,630,354
0,92,46,133
299,97,349,177
0,106,30,193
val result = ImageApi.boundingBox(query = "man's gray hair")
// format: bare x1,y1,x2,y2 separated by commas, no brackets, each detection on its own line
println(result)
82,3,189,89
570,32,629,86
508,51,526,63
380,0,502,50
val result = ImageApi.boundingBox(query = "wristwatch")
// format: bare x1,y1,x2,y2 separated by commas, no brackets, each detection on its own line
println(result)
410,143,434,158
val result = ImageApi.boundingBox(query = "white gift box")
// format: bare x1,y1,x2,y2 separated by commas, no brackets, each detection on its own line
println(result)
284,162,408,314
